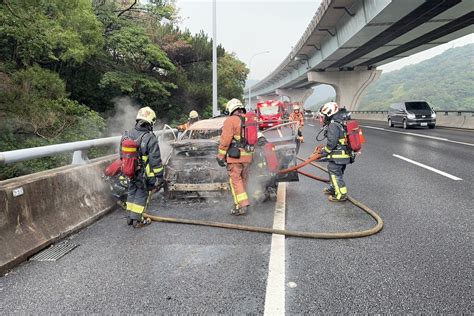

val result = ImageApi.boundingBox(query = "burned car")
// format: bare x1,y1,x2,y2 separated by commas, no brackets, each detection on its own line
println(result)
163,117,299,199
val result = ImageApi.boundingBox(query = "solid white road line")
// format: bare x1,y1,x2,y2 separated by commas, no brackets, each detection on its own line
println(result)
362,125,474,147
393,154,463,181
264,182,286,316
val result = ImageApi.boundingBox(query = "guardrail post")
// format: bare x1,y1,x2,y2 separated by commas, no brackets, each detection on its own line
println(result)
72,150,89,165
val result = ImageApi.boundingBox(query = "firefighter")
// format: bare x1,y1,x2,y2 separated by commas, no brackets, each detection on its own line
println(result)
316,102,350,202
247,132,274,203
216,99,253,215
122,107,164,227
289,105,305,143
177,110,200,131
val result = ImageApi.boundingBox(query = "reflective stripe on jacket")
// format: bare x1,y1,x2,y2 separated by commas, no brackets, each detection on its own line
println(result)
217,115,253,164
323,120,350,164
289,112,304,127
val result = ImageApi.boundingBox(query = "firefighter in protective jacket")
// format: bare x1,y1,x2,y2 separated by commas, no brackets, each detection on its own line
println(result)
121,107,164,227
216,99,253,215
316,102,350,202
177,110,199,131
289,104,305,142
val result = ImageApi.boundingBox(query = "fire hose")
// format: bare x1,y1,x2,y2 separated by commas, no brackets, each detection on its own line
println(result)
144,154,384,239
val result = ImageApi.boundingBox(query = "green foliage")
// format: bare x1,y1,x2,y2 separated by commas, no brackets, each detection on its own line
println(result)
0,65,104,179
360,45,474,111
0,0,249,179
0,0,103,66
218,53,249,101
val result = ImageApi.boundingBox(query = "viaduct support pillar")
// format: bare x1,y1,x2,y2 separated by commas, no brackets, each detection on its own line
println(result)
307,69,381,110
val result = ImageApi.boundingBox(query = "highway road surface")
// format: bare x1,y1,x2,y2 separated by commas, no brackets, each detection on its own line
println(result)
1,119,472,314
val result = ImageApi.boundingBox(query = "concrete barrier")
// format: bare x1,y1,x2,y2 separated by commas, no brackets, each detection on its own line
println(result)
350,113,474,130
436,115,465,128
461,116,474,129
0,156,116,275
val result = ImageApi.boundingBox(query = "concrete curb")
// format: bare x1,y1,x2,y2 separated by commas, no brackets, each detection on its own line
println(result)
0,156,116,275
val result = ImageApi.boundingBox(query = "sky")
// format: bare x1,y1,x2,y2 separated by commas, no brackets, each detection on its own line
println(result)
175,0,473,81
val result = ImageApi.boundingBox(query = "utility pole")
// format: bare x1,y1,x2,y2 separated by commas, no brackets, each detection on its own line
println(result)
212,0,218,116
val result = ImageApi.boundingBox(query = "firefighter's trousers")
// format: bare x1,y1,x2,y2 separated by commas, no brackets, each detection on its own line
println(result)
227,162,251,208
327,162,348,199
126,178,150,220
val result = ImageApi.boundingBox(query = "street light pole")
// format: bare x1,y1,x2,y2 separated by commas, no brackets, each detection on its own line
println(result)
212,0,218,116
248,50,270,109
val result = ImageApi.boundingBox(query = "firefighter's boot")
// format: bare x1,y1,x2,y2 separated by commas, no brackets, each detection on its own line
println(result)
231,205,248,216
239,206,248,215
132,217,151,228
323,187,335,195
328,195,348,202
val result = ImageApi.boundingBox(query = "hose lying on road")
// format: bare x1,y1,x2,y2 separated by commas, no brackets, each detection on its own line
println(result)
144,155,384,239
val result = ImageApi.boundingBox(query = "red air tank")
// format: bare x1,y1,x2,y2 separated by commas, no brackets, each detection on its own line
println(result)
346,120,363,152
244,112,258,146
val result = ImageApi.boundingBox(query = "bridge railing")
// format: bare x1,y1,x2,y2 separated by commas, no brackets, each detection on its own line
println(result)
0,129,177,166
350,110,474,116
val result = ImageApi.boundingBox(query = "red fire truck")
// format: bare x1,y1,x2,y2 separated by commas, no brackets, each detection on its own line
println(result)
256,100,285,130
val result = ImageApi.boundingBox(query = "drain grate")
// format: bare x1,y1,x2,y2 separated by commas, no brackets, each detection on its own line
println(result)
29,243,79,262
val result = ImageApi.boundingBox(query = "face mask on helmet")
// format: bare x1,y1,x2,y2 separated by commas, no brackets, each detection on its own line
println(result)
318,113,331,126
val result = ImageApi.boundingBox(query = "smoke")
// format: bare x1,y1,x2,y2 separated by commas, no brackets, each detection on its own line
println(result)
105,96,174,161
106,97,140,136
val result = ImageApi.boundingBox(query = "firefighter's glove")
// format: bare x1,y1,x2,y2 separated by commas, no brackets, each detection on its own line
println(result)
313,145,324,155
216,158,226,167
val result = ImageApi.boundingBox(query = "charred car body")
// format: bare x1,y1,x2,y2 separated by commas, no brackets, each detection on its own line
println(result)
104,117,300,201
164,117,299,199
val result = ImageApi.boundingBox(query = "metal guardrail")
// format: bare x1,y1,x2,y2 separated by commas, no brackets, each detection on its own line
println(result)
0,129,177,166
350,110,474,116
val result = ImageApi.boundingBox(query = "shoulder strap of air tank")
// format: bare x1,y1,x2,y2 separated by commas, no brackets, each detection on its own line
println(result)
239,115,246,145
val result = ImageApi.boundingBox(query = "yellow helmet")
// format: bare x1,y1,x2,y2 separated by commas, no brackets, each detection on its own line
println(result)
136,106,157,125
226,98,245,115
189,110,199,119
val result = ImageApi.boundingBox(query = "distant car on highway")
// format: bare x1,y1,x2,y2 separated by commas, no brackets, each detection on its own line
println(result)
387,101,436,129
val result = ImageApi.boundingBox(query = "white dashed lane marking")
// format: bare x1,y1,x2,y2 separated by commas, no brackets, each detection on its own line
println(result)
362,125,474,147
393,154,463,181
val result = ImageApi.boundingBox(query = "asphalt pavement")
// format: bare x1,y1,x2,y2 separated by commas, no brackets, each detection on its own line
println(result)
1,118,472,314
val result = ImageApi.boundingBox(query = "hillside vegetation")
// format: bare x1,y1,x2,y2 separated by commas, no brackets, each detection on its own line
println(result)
359,44,474,111
0,0,248,179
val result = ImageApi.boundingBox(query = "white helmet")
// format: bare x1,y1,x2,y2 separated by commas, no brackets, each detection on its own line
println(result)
226,98,245,115
136,106,157,125
189,110,199,119
293,105,300,111
320,102,339,117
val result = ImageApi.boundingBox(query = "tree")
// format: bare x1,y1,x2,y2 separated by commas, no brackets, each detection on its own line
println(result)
0,65,105,179
0,0,103,67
